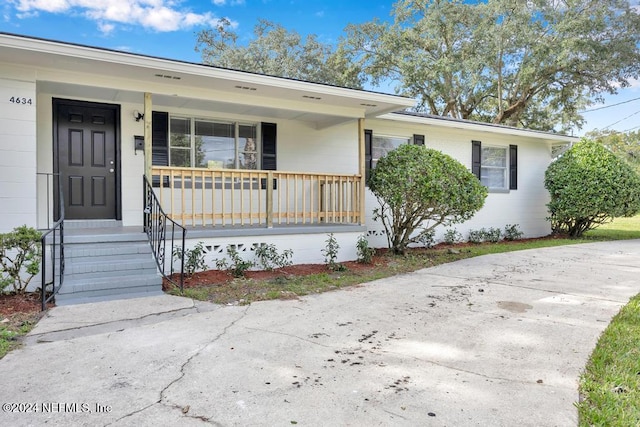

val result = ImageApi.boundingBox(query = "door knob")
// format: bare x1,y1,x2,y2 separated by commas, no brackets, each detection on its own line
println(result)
109,169,114,173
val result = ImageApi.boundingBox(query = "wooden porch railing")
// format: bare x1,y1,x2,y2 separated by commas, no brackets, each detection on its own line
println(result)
151,166,362,227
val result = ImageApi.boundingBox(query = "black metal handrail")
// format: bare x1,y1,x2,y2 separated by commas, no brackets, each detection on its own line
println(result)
143,175,185,291
40,174,64,311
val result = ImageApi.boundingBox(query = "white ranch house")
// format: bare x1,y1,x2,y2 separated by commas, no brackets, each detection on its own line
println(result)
0,33,577,303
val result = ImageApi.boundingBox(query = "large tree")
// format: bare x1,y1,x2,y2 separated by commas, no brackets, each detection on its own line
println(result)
195,19,365,89
343,0,640,131
586,129,640,173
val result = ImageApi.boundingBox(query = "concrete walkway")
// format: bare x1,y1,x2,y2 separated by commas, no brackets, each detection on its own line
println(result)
1,240,639,426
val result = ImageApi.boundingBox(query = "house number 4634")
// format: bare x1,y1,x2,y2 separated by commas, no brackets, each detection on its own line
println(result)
9,97,33,105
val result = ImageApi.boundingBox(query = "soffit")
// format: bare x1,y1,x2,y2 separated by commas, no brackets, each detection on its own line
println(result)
1,34,415,129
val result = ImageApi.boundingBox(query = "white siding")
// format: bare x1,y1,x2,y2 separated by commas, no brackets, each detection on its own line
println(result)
168,231,361,272
364,118,553,248
0,76,37,232
278,121,358,174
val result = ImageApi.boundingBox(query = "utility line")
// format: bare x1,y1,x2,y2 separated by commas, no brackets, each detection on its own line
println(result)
580,96,640,113
602,109,640,130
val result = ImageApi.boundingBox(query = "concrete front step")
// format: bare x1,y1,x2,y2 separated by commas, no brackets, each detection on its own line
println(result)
64,242,153,259
56,225,164,305
55,289,165,306
65,258,158,277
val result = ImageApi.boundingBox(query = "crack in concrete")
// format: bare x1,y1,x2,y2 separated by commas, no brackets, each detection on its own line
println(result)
423,272,630,304
155,304,252,422
24,300,215,344
106,304,250,425
382,408,409,420
380,348,569,389
464,306,621,328
165,403,224,426
242,326,334,348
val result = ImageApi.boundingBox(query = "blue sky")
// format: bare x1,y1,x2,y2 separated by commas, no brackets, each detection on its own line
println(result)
1,0,638,136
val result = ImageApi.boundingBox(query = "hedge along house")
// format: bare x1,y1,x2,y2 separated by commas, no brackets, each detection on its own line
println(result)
363,112,578,248
0,33,576,303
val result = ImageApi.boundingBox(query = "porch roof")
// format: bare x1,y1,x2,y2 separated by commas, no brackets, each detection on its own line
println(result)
0,32,415,129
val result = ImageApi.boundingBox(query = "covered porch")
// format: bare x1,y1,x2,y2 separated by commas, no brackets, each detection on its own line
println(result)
150,166,363,228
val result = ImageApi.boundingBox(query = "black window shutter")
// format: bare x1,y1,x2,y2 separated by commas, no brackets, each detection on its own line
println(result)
471,140,482,179
413,134,425,146
152,111,168,166
365,129,373,185
261,122,277,189
261,122,277,170
509,144,518,190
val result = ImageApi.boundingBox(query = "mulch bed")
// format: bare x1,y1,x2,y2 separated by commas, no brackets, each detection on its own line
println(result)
0,292,47,318
163,235,570,291
164,255,389,290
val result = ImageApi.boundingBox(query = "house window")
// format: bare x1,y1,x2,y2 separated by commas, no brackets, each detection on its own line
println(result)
472,141,518,190
480,146,508,189
371,135,410,168
169,116,258,169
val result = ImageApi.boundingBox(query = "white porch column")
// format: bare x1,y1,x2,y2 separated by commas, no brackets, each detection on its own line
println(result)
144,92,152,179
358,117,366,226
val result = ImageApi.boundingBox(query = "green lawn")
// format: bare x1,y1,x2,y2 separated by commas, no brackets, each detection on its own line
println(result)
578,215,640,426
584,215,640,240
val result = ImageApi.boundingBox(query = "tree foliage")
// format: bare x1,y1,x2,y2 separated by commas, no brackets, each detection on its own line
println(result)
585,129,640,173
544,139,640,237
369,144,487,254
195,19,365,88
342,0,640,131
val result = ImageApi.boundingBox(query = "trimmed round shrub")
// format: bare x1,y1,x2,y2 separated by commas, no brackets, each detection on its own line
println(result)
544,139,640,237
369,144,487,254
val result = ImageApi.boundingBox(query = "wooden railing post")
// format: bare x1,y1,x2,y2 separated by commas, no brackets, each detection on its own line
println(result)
266,171,274,228
144,92,152,180
358,118,366,225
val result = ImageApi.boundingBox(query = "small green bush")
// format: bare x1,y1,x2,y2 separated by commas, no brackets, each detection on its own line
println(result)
484,227,502,243
219,245,254,278
173,242,208,276
356,235,375,264
254,244,293,271
503,224,524,241
467,227,501,243
0,225,42,294
416,229,436,248
322,233,345,271
443,228,463,245
468,229,485,244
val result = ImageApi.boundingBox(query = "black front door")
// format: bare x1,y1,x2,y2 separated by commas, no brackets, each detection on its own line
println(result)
54,100,119,220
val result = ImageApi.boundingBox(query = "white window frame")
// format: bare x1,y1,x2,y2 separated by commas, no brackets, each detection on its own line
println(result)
168,115,260,169
480,145,508,190
371,134,411,168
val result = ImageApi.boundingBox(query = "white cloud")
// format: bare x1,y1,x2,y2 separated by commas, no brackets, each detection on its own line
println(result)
315,10,325,18
98,21,115,35
9,0,226,32
211,0,245,6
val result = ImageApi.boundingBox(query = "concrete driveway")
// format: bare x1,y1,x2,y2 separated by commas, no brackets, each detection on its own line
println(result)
1,240,639,426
